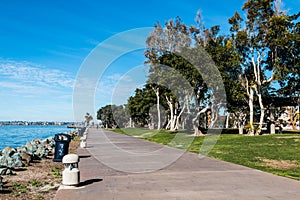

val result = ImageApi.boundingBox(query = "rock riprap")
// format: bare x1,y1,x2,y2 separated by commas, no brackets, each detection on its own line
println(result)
0,131,77,176
0,136,56,175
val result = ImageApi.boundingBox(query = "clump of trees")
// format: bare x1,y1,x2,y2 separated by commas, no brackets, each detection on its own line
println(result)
97,0,300,135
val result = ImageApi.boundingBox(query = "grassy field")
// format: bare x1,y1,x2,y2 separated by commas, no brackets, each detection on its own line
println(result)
112,128,300,180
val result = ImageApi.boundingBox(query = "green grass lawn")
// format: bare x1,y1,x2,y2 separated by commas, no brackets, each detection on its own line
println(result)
112,128,300,180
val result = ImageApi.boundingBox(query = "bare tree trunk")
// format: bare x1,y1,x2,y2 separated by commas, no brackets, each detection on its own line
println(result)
238,125,244,134
154,87,161,130
176,97,188,130
248,88,255,136
256,92,265,135
225,112,230,128
240,74,255,136
253,51,274,135
192,106,210,136
238,112,246,134
165,95,187,131
166,96,176,131
209,102,221,128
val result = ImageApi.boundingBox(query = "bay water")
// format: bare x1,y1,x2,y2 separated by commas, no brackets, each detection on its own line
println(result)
0,125,71,150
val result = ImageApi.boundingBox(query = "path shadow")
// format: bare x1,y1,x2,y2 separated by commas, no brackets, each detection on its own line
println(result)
0,189,12,194
79,155,91,159
14,167,27,172
78,178,103,187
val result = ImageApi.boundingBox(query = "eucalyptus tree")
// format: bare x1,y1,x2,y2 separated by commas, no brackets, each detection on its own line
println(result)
145,17,221,134
204,25,248,133
227,0,299,135
154,51,208,133
97,105,128,128
127,84,169,129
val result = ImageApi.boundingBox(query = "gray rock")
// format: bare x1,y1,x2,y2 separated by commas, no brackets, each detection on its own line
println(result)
26,144,37,154
17,146,27,153
2,147,16,157
21,152,32,165
0,151,24,168
11,153,24,167
0,156,7,167
0,167,13,175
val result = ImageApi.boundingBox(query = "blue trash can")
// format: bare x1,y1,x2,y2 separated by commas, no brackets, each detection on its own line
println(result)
53,133,71,162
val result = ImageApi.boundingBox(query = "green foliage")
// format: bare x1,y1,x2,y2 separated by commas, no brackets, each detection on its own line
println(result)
99,0,300,132
36,194,44,199
97,104,129,128
8,182,29,195
51,167,61,179
28,179,43,187
127,84,169,127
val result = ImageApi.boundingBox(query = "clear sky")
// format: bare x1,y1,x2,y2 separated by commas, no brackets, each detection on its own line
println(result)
0,0,299,122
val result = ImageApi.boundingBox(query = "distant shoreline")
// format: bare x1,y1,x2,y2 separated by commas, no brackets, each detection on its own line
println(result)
0,121,77,126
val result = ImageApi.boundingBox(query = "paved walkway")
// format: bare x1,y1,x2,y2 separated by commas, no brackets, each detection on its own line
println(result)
55,128,300,200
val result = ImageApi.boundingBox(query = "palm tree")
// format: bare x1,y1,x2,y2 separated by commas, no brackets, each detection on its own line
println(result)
84,112,93,127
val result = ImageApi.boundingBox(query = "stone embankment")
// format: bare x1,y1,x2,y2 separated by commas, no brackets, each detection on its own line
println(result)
0,130,77,191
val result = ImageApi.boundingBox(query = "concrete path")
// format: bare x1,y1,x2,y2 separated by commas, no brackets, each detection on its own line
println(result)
55,128,300,200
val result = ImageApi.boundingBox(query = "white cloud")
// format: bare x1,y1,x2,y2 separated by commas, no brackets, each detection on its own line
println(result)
0,59,75,91
0,59,75,121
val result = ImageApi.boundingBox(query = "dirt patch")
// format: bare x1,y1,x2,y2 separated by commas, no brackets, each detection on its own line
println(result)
274,136,300,139
260,158,298,170
0,137,80,200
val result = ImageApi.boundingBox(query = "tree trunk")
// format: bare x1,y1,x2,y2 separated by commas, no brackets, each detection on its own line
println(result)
238,112,246,134
166,96,177,131
193,126,204,136
165,95,187,131
192,106,210,136
256,92,265,135
209,105,219,128
225,112,230,128
248,88,255,136
238,125,244,134
154,87,161,130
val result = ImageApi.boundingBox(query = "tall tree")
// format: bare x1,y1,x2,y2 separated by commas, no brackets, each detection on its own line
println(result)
228,0,300,135
127,84,169,128
97,105,129,128
145,17,194,131
145,17,222,134
84,112,93,127
204,25,248,133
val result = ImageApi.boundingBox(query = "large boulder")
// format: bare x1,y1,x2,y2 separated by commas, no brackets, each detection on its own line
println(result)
2,147,16,157
0,146,24,169
11,152,24,167
21,152,32,165
0,167,13,175
21,137,55,160
0,154,24,169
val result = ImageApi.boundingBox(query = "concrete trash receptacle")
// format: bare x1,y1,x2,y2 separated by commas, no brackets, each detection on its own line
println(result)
62,154,80,186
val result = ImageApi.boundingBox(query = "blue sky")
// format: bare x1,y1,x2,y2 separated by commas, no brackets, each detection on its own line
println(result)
0,0,299,122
